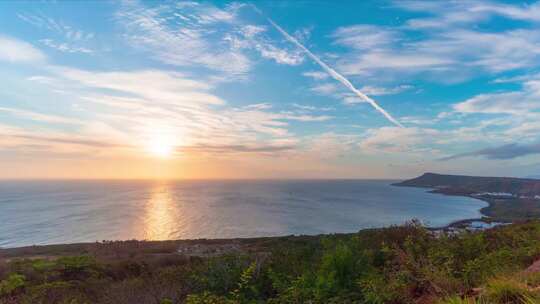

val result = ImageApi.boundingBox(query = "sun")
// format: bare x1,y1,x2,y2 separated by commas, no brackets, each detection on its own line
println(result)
147,137,175,158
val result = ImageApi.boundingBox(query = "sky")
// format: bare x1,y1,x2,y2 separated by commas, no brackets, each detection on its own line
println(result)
1,0,540,179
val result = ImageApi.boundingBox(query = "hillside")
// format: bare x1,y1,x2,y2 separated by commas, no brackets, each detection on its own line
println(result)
395,172,540,196
2,221,540,304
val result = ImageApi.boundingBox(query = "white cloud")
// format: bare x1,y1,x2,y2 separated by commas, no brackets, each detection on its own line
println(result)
310,83,338,94
0,36,45,63
454,76,540,115
332,25,397,50
279,113,332,122
51,67,223,106
18,14,96,54
399,116,437,125
359,85,413,96
396,0,540,29
303,132,360,159
253,41,304,65
18,13,95,40
310,83,411,105
4,65,342,158
331,2,540,81
0,107,80,124
302,71,328,80
232,24,305,65
39,39,93,54
292,104,334,112
116,1,251,75
244,103,272,110
453,92,534,115
360,127,440,154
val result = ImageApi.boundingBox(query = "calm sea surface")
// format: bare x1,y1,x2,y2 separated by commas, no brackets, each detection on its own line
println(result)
0,180,487,248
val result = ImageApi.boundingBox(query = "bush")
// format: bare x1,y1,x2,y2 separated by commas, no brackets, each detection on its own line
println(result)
0,273,25,296
480,278,536,304
186,292,235,304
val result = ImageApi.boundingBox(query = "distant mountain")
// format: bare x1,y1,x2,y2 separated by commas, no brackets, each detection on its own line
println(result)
395,172,540,196
526,175,540,180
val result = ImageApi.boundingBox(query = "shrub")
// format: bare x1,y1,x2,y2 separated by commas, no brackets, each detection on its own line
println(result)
186,291,235,304
56,256,100,281
437,296,479,304
480,278,536,304
0,273,25,296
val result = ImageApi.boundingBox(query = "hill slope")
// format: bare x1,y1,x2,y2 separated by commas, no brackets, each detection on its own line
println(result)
395,172,540,196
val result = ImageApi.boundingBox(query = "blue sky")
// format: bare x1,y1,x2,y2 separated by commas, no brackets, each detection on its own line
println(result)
0,0,540,179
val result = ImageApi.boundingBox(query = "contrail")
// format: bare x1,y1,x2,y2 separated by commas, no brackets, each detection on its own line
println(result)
257,8,404,128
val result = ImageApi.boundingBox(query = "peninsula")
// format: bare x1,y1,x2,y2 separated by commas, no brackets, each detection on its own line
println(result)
395,172,540,222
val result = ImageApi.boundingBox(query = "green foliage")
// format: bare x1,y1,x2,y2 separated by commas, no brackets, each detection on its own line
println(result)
230,261,259,302
193,255,248,295
0,273,25,296
315,241,366,299
56,256,99,280
480,278,537,304
186,291,236,304
31,259,56,272
437,296,479,304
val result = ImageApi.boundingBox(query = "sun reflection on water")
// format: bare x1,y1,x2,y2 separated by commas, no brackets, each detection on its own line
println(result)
144,184,176,240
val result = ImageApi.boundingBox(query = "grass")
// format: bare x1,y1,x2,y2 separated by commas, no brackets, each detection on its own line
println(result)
481,277,537,303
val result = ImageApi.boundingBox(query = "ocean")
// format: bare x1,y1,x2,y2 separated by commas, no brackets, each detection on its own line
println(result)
0,179,486,248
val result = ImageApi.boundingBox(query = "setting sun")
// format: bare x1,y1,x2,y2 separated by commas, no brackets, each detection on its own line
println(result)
148,137,175,158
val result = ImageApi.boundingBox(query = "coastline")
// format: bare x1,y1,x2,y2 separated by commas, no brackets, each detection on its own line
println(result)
0,190,495,255
396,185,530,231
420,187,496,229
0,179,489,250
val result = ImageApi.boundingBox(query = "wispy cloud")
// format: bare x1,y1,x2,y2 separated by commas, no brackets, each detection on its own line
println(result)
18,13,95,40
302,71,328,80
395,0,540,29
441,142,540,160
179,143,296,154
3,65,338,158
116,1,251,75
0,107,80,125
360,127,439,154
359,85,413,96
18,13,96,54
0,36,45,63
331,2,540,82
233,24,305,65
310,83,338,95
39,39,93,54
292,104,334,112
453,75,540,115
51,67,224,106
309,82,412,105
10,134,129,149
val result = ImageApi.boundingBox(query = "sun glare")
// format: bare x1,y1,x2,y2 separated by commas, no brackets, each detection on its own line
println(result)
147,137,175,158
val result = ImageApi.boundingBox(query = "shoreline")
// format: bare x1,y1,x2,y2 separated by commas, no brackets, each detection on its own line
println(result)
394,184,503,230
423,189,498,230
0,184,497,252
400,185,529,231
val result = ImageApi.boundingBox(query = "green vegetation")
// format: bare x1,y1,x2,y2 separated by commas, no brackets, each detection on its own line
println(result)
2,221,540,303
482,198,540,222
